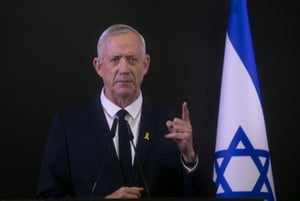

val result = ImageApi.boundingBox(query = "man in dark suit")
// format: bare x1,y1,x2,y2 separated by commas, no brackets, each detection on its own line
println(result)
36,24,215,199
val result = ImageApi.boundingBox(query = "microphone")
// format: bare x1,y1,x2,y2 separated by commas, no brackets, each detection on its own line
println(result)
90,118,118,201
125,121,151,198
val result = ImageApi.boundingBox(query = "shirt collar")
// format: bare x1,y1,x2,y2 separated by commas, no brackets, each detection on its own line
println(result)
100,88,142,120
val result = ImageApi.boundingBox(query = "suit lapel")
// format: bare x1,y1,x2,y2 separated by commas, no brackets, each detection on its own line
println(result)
88,95,161,188
88,96,125,187
130,98,158,185
88,96,111,139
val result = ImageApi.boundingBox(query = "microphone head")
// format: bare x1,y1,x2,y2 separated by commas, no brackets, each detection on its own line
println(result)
110,118,118,138
125,121,134,140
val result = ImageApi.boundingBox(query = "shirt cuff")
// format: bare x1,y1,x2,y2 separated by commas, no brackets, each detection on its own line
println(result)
180,154,199,173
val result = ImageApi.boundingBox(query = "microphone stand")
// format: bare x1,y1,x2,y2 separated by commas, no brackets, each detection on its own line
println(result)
90,118,118,201
126,121,151,198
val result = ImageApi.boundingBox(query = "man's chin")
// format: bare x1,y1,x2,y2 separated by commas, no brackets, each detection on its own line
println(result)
116,88,138,98
115,87,133,95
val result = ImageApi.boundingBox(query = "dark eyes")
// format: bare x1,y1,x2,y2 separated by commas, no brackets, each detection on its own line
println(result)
110,56,138,65
127,56,138,64
110,57,120,64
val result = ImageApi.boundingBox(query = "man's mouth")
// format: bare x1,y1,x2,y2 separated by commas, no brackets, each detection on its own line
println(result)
117,80,130,83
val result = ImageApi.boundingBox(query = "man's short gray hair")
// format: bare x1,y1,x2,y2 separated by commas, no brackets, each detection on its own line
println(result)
97,24,146,60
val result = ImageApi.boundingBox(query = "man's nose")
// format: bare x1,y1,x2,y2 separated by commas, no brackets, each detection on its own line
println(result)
118,57,130,72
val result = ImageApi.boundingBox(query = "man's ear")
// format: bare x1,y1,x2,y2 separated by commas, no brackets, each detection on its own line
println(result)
143,54,151,76
93,57,102,77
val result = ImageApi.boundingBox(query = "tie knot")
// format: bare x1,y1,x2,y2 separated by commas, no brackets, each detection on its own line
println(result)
117,109,128,119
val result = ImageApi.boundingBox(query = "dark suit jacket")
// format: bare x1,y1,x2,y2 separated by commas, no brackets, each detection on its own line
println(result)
36,95,215,199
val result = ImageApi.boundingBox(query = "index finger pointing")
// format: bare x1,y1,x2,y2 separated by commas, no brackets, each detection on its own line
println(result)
181,101,190,122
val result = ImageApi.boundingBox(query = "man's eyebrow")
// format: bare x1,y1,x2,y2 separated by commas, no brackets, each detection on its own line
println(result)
110,55,122,59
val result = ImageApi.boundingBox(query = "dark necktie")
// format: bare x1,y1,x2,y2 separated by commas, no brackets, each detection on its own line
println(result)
117,109,132,185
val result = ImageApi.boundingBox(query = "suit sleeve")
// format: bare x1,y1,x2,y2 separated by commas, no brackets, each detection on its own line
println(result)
161,104,216,197
183,149,216,197
36,114,74,199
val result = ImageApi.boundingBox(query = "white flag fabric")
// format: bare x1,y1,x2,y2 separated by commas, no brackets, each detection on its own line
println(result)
213,0,276,200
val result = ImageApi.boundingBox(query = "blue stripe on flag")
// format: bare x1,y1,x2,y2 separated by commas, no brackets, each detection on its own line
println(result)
227,0,261,100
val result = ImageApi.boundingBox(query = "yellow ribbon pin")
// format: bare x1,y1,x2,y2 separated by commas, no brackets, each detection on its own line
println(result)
144,132,150,140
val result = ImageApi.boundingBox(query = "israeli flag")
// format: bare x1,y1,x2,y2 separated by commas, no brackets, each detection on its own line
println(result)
213,0,276,200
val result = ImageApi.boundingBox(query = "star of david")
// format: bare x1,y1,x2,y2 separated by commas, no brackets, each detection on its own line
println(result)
214,126,275,201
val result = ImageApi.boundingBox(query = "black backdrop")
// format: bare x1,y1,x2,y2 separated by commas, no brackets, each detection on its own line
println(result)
1,0,299,201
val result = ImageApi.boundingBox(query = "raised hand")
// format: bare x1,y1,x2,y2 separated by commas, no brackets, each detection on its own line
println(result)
165,102,196,162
